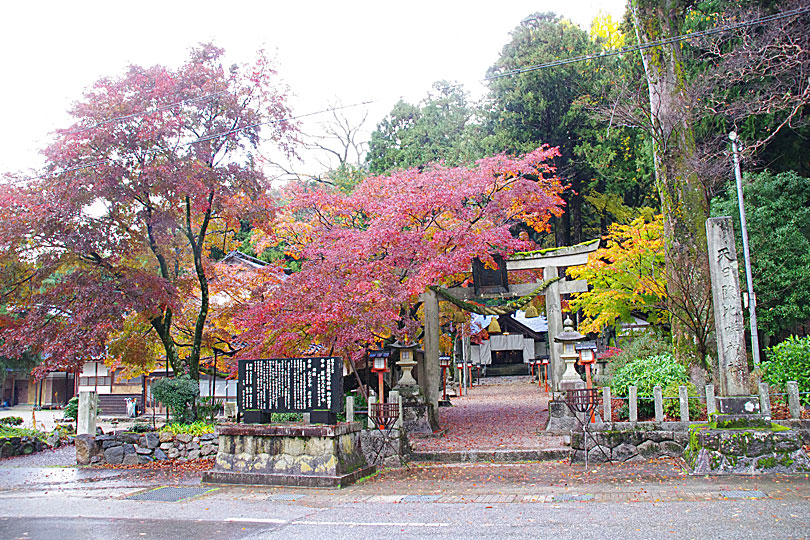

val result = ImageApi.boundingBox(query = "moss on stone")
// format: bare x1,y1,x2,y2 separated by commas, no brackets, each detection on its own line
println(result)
778,453,794,467
758,456,777,469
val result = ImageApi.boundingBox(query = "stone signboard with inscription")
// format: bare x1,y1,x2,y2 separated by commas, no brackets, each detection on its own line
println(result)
706,217,750,396
238,357,342,423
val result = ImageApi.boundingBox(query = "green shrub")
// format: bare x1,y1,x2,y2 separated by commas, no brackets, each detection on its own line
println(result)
63,397,79,421
763,335,810,406
151,375,200,424
271,412,303,423
127,422,154,433
612,354,689,417
160,421,215,436
0,426,47,442
0,416,24,427
197,396,223,421
600,330,672,387
662,381,704,419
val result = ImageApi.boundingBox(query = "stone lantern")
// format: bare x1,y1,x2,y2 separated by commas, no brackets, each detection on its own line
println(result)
554,316,586,392
391,342,418,387
391,341,436,434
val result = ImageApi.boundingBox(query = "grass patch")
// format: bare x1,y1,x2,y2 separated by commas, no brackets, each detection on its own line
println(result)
0,427,48,442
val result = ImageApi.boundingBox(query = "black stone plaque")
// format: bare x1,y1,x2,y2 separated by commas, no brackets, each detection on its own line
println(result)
472,255,509,295
238,357,343,420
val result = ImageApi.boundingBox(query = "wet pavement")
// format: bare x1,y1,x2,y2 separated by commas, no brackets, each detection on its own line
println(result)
1,442,809,539
2,381,810,539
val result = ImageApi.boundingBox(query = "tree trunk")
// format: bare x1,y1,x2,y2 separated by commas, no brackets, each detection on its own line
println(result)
632,0,714,366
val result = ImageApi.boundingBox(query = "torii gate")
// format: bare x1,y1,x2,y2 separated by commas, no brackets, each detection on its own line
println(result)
420,240,600,410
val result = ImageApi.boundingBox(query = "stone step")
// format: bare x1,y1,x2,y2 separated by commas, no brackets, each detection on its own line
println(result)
410,448,568,463
484,363,530,377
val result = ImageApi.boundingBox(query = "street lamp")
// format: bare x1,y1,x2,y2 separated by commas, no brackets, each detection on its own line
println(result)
728,131,761,367
369,349,390,404
576,341,598,390
439,355,451,402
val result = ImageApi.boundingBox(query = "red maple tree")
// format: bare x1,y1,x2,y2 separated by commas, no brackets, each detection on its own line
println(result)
236,147,565,367
0,44,296,379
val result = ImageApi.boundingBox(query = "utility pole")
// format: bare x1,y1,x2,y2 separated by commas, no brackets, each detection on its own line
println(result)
729,131,761,366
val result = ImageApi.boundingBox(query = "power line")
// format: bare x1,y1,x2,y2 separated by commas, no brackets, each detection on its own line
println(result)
485,5,810,81
5,5,808,184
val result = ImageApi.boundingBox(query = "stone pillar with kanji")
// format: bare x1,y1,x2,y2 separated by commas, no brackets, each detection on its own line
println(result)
706,217,750,397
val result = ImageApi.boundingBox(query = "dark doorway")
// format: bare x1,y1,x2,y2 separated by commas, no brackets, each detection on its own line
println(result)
491,350,523,365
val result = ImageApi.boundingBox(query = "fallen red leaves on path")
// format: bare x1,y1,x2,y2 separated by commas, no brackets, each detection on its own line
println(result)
412,376,559,452
98,458,215,472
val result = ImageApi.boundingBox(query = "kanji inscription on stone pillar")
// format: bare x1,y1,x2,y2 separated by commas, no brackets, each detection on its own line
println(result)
706,217,750,396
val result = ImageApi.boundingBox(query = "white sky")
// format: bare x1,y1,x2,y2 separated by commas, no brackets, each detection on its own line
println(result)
1,0,626,179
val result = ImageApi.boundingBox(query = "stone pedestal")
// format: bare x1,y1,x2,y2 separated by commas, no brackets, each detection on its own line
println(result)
395,384,438,435
202,422,374,488
686,422,810,474
397,357,417,386
545,399,579,434
559,362,585,392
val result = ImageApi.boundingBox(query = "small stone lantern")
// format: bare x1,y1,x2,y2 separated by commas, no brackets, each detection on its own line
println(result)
554,316,586,391
391,342,418,387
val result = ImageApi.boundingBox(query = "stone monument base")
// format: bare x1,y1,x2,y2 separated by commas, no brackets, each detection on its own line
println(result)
685,419,810,474
545,399,579,434
201,422,375,488
396,384,438,434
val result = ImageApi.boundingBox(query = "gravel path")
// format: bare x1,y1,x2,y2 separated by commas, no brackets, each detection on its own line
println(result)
412,375,559,451
0,444,76,468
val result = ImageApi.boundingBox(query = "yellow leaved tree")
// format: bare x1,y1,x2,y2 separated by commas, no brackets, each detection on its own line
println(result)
569,214,667,334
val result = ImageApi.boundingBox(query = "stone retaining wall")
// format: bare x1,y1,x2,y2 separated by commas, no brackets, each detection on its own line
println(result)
75,431,218,465
361,428,408,468
570,420,810,465
202,422,374,487
1,436,48,457
570,423,691,463
686,424,810,474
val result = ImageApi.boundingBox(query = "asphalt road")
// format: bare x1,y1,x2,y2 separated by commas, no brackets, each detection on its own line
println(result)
0,499,807,540
1,446,809,539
